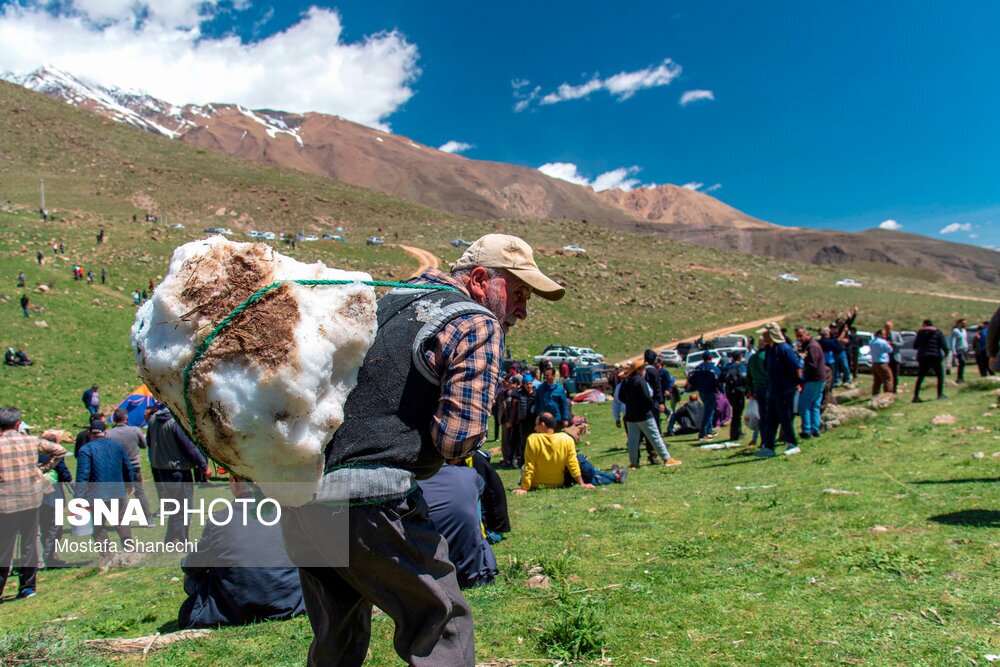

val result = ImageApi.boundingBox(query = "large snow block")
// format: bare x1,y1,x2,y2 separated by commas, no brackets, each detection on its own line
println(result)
131,236,377,504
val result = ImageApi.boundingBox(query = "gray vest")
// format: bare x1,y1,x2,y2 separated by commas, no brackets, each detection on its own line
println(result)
319,287,495,503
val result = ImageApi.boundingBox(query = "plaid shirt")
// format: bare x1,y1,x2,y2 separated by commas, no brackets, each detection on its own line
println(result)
0,429,68,513
410,269,503,460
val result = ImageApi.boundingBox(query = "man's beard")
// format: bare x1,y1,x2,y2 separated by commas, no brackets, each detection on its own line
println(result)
483,281,517,331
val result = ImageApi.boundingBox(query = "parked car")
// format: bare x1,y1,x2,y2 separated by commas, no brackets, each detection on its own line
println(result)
836,278,863,287
204,227,234,235
366,236,385,246
709,334,749,349
778,273,800,282
562,244,587,254
685,347,748,376
451,238,473,247
569,346,604,364
299,235,320,242
248,230,275,240
659,349,683,367
533,345,581,366
322,233,347,242
169,223,185,229
854,330,874,370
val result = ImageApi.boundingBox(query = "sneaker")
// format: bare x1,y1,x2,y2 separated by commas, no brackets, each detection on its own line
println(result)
912,397,923,403
614,465,629,484
629,463,641,470
16,588,35,599
937,393,948,400
663,458,683,467
753,448,777,458
798,432,812,439
784,446,802,456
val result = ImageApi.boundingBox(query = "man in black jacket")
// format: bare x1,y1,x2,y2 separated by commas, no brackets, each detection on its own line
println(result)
913,319,948,402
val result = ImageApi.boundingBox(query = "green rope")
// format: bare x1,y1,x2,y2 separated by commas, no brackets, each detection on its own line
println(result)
181,279,457,457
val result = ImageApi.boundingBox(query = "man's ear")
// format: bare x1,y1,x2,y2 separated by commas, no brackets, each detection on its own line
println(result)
465,266,490,301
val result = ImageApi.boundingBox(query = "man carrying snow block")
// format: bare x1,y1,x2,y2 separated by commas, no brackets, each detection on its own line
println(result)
282,234,564,666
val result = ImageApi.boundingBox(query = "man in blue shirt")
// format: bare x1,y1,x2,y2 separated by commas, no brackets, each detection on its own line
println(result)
755,324,802,457
869,329,895,395
687,350,721,439
533,367,570,427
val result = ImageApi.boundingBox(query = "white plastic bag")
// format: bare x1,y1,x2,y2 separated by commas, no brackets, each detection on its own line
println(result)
744,398,760,431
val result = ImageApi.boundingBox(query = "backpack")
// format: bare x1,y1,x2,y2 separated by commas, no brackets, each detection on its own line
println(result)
722,363,747,395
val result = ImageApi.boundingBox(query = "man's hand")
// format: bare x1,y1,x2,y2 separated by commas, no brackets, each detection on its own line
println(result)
512,488,528,495
615,419,621,429
580,483,595,489
561,420,570,428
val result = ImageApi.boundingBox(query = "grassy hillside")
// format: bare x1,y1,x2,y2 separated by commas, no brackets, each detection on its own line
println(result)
1,77,1000,667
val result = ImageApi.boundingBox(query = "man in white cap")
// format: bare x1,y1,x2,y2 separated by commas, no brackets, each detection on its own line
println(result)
282,234,563,666
754,323,803,457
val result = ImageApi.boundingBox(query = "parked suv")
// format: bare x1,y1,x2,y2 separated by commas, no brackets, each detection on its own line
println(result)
533,345,581,366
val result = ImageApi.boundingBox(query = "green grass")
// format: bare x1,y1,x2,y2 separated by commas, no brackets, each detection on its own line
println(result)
1,382,998,666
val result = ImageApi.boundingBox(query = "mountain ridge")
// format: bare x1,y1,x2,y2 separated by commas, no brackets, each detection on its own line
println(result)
4,66,998,284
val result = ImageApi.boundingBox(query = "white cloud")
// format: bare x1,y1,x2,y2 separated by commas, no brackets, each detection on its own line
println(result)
939,222,972,234
538,162,641,192
514,59,681,111
969,233,979,239
679,89,714,106
438,140,473,154
704,183,722,193
879,219,903,231
0,2,420,130
682,182,704,191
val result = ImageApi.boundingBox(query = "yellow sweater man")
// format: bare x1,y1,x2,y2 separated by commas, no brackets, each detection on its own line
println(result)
514,413,594,494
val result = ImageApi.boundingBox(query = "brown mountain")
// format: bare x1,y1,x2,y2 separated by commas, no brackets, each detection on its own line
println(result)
7,67,998,284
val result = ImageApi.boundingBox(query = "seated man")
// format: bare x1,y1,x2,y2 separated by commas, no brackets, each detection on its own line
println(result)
467,449,510,542
417,461,499,589
666,394,706,436
4,348,16,366
514,413,624,495
178,477,305,628
15,348,31,366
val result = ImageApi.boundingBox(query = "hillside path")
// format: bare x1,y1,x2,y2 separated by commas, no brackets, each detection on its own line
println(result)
393,244,441,277
616,313,791,366
895,289,1000,305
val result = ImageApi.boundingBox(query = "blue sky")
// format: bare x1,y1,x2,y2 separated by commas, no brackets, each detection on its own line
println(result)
1,1,998,248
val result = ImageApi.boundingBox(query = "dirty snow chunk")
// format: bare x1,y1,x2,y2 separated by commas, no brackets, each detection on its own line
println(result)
870,525,889,534
972,452,986,460
131,236,377,505
821,488,861,495
700,441,744,450
931,414,957,426
870,393,897,410
735,484,776,490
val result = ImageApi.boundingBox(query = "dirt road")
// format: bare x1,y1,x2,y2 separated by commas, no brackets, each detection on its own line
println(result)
393,244,441,277
616,313,791,366
895,290,1000,305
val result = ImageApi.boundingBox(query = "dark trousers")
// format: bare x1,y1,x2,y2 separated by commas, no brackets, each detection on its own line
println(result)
131,467,153,518
93,497,134,549
727,392,746,441
955,354,966,383
700,393,718,437
282,491,475,666
914,357,944,399
0,508,40,596
516,417,534,465
155,469,195,542
975,350,993,377
763,388,798,450
38,503,64,565
755,387,770,446
889,358,901,384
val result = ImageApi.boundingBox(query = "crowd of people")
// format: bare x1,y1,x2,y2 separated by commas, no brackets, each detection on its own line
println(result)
3,230,1000,666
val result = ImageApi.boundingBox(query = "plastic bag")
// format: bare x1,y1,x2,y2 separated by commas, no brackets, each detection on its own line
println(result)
744,398,760,431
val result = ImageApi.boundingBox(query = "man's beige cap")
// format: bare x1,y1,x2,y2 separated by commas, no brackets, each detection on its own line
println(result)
451,234,565,301
756,322,785,342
